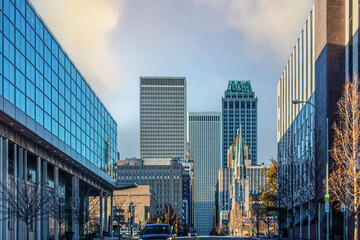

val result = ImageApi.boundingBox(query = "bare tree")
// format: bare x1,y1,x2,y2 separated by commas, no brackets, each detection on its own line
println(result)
300,127,325,240
278,135,304,240
329,76,360,240
71,182,99,239
0,178,54,240
249,195,265,237
49,183,67,240
112,198,126,238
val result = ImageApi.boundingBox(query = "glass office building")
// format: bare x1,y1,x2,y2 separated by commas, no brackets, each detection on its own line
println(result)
221,81,258,167
277,10,315,168
277,2,347,236
189,112,221,236
0,0,117,179
0,0,118,238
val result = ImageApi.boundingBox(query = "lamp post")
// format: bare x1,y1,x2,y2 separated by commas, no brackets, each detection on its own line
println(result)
292,99,329,240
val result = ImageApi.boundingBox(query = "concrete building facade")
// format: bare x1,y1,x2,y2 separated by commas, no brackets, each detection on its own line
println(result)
117,158,183,216
139,77,186,165
112,186,157,228
217,167,233,226
189,112,221,235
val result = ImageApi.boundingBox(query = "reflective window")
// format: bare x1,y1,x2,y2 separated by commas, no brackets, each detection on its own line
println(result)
0,0,118,178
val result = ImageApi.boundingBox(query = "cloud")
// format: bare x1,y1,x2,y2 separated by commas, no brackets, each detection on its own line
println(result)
30,0,122,96
196,0,314,59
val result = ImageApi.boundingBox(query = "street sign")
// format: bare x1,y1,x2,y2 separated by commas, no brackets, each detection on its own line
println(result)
325,194,329,203
325,202,329,213
341,204,346,212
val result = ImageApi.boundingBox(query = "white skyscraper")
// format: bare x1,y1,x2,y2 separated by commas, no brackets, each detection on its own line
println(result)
140,77,186,165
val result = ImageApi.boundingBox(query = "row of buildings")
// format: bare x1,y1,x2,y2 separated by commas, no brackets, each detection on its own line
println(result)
138,77,267,235
0,0,268,239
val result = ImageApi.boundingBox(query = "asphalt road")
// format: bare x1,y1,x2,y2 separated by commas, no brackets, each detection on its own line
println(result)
177,236,277,240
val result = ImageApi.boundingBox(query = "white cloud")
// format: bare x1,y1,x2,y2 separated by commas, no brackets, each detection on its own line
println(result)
197,0,314,58
30,0,123,96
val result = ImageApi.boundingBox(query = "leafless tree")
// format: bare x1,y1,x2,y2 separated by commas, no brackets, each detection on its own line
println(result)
112,198,126,236
0,178,54,240
329,76,360,240
278,133,305,240
48,182,67,240
299,127,325,240
71,182,99,239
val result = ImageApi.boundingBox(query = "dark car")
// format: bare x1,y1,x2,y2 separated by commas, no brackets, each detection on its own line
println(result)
188,231,197,237
140,224,174,240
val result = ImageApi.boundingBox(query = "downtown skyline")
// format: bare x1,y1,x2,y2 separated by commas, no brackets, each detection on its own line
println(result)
30,0,314,163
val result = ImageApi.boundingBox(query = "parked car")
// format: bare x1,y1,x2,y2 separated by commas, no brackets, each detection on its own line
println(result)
139,224,175,240
120,227,130,236
188,231,197,237
133,228,141,236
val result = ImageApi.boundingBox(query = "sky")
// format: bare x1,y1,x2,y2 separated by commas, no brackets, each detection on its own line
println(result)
31,0,314,164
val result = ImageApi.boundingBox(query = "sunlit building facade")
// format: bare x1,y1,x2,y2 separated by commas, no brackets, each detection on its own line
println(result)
0,0,118,239
277,0,347,237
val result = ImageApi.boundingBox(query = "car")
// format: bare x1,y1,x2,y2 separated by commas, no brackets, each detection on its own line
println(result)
139,224,175,240
120,228,130,236
132,228,141,236
188,231,197,237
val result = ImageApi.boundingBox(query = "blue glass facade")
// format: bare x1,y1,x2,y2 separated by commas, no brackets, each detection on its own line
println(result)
222,81,258,167
0,0,117,179
189,112,221,235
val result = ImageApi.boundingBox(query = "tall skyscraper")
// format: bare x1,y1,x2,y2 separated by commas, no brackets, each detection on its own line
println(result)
140,77,186,165
189,112,221,235
222,81,258,167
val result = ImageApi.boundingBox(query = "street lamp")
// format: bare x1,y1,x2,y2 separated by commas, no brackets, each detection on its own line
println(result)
292,99,329,240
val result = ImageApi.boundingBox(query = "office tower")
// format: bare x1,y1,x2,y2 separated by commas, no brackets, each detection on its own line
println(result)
277,0,347,237
189,112,221,235
222,81,258,167
117,157,183,215
0,0,119,238
217,167,233,226
140,77,186,165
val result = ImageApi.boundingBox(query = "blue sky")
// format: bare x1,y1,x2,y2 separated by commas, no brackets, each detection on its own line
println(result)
31,0,314,163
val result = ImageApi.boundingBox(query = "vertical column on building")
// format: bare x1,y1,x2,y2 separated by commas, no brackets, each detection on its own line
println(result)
0,137,2,240
100,191,103,237
308,201,311,240
110,195,113,236
104,193,108,233
18,147,24,240
13,144,17,240
299,204,302,239
36,156,41,240
42,161,48,240
72,176,79,240
24,150,27,238
54,166,59,240
0,137,3,238
2,138,8,240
